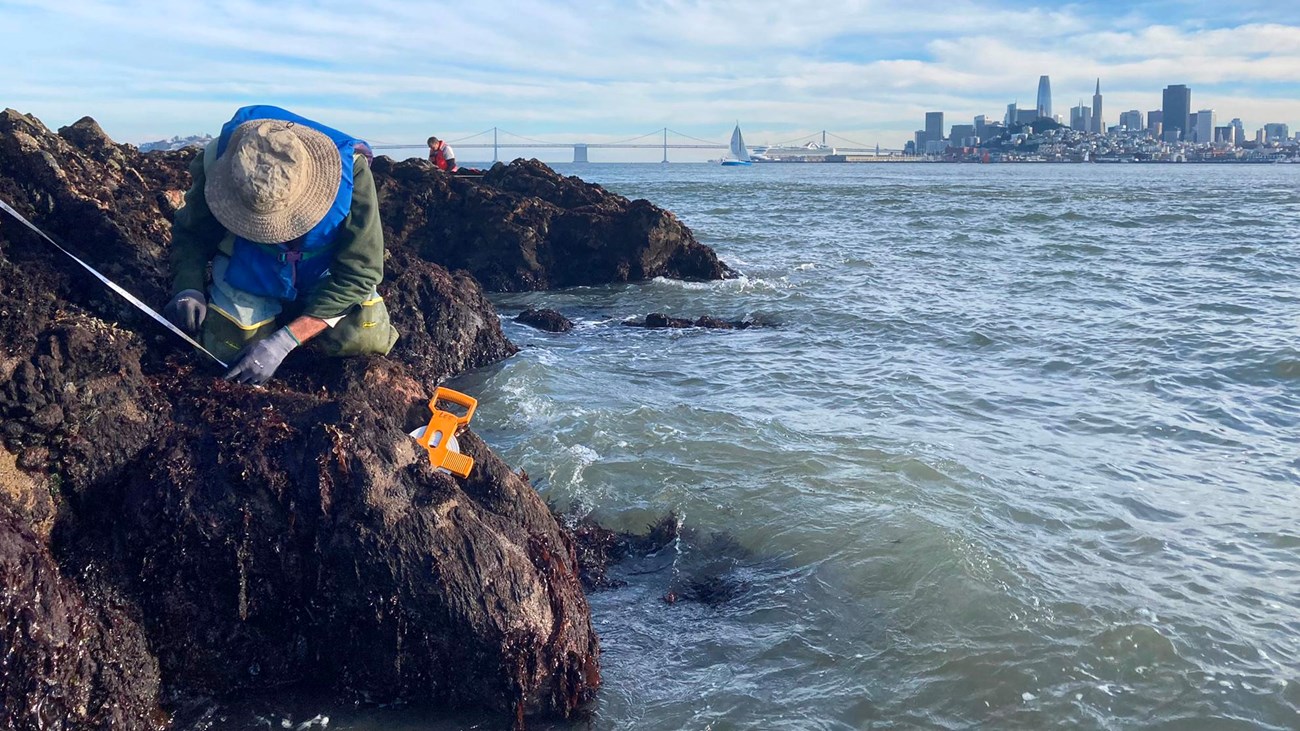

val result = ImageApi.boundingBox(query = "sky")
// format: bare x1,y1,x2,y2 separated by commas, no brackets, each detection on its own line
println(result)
2,0,1298,162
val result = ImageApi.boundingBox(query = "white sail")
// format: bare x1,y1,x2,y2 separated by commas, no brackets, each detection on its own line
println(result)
729,125,751,162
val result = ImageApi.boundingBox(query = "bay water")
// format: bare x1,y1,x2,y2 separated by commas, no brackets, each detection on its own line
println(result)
243,163,1300,730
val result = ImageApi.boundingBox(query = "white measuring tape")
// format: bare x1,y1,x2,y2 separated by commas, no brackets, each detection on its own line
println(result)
0,197,228,367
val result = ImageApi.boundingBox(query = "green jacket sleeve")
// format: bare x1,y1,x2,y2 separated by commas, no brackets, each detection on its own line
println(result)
169,151,225,295
301,156,385,319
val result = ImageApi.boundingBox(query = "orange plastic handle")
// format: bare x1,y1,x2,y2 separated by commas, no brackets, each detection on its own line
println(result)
432,387,477,427
415,387,478,478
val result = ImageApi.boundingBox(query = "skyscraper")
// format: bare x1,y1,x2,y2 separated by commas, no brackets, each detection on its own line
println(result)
1162,84,1191,140
1119,110,1143,131
1147,110,1164,137
1231,118,1246,145
1264,123,1291,144
1194,110,1216,144
1036,76,1052,119
925,112,944,144
1070,104,1091,133
1091,79,1104,134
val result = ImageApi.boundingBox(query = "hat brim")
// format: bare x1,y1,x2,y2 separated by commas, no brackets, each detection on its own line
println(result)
205,121,342,245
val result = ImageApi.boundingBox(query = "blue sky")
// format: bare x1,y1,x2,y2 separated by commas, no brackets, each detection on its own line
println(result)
3,0,1297,161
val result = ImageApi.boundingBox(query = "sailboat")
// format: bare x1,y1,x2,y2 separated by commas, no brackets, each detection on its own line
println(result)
721,124,752,166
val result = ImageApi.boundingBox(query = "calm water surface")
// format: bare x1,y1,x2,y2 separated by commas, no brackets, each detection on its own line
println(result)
242,163,1300,730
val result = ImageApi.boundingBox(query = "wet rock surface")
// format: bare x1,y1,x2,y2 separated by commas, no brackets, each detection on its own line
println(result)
1,506,166,730
0,110,755,728
372,156,736,291
516,308,575,333
623,312,755,330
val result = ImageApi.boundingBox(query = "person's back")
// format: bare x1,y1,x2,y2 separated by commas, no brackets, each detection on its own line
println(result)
165,105,399,385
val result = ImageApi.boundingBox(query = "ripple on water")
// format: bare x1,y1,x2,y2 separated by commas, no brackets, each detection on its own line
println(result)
432,163,1300,731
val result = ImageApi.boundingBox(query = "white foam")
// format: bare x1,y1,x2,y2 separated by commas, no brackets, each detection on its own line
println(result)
647,274,788,293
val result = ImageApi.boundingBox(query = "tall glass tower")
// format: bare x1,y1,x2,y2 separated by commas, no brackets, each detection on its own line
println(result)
1162,84,1192,140
1036,76,1052,119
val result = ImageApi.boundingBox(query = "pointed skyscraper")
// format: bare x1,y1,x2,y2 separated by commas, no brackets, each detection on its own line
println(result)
1036,75,1052,120
1092,78,1104,134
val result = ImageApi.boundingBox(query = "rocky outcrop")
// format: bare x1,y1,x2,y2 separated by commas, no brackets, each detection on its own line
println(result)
372,156,735,291
623,313,754,330
516,308,575,333
0,110,606,727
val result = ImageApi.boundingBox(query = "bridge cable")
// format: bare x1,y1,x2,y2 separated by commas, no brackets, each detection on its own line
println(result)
665,129,725,145
825,131,879,148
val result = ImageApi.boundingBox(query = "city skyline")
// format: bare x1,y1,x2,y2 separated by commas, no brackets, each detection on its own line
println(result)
917,75,1294,149
2,1,1298,162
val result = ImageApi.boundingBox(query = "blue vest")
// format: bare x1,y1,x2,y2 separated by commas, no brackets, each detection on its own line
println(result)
213,105,370,301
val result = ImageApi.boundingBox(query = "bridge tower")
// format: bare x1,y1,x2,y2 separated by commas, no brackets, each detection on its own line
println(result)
662,127,668,164
573,144,589,163
493,127,498,163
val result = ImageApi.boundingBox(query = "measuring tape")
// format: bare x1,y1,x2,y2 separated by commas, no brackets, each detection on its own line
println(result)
0,196,228,367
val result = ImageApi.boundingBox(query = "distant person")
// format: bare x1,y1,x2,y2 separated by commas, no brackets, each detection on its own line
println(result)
427,136,486,175
164,105,399,385
428,136,458,172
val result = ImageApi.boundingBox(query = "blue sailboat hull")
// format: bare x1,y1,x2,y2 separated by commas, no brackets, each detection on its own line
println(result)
721,160,752,166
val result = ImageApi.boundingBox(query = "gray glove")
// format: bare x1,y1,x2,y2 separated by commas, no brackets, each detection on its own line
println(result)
164,289,207,333
223,328,299,385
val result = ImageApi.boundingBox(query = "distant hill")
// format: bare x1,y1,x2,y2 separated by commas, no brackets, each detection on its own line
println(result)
137,134,213,152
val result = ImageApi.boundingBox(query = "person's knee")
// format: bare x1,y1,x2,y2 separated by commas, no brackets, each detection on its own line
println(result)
202,307,277,362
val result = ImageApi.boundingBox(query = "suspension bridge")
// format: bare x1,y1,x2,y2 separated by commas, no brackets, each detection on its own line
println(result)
369,127,905,163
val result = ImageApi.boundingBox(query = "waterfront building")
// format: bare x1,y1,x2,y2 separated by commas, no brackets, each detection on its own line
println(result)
1162,84,1192,140
1147,110,1163,137
1119,110,1143,132
1036,75,1053,119
1264,123,1290,144
1194,110,1216,144
1091,79,1104,134
1070,104,1091,132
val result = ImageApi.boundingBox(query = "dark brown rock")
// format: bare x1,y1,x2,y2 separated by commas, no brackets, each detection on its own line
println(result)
372,156,735,291
516,308,574,333
1,506,165,730
622,313,753,330
0,112,596,727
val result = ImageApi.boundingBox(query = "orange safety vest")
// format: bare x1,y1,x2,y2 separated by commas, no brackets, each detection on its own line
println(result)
430,141,456,171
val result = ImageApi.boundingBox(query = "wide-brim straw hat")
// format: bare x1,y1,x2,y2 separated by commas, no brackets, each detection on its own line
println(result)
205,119,341,244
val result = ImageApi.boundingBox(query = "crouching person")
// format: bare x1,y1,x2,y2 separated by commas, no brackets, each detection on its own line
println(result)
164,105,398,384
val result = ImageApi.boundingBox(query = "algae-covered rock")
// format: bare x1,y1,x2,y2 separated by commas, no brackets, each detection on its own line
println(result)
0,111,600,727
372,156,735,291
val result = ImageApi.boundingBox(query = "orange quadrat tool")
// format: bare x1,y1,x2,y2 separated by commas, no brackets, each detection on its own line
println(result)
412,387,478,477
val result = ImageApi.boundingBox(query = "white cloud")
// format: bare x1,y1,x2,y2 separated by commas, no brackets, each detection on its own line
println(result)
1,0,1296,159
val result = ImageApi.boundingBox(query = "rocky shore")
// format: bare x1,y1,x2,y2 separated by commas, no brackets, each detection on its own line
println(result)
0,110,732,728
